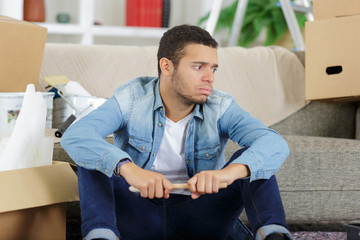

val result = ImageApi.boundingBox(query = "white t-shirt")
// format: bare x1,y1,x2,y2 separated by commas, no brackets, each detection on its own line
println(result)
151,113,192,195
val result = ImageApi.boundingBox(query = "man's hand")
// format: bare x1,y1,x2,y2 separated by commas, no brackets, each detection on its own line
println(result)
187,163,250,199
120,162,173,199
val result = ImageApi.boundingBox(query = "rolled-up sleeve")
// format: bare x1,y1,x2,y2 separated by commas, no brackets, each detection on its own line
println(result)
219,100,289,182
61,96,131,177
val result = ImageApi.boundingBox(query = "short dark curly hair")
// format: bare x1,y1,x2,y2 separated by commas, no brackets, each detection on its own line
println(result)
157,24,218,76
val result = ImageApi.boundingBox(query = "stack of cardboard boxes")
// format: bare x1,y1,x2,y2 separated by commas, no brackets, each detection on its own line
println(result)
0,16,79,239
305,0,360,101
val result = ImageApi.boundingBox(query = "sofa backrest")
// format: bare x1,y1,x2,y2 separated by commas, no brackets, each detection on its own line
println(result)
39,44,306,127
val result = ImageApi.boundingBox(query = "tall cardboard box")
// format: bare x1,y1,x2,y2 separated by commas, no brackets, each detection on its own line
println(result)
313,0,360,20
0,162,79,240
0,16,47,92
305,15,360,101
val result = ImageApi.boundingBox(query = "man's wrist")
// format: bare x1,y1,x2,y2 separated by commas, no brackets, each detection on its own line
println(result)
114,158,131,177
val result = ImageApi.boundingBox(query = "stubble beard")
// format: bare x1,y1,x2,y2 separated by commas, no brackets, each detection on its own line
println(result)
171,71,207,106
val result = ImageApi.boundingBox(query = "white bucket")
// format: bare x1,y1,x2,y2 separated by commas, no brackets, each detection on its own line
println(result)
53,96,106,129
0,92,54,131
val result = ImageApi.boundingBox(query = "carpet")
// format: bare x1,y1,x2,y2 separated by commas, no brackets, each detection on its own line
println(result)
291,232,347,240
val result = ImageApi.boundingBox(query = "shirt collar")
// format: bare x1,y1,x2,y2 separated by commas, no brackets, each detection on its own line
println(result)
193,104,204,120
153,78,164,111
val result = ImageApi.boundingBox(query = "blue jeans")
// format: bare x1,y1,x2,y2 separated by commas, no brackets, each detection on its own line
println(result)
77,148,292,240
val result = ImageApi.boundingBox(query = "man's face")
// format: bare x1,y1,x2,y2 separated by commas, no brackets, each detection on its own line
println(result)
170,44,218,105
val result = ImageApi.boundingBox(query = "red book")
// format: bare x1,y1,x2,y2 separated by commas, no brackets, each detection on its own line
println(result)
126,0,139,26
151,0,163,27
138,0,147,27
129,0,163,27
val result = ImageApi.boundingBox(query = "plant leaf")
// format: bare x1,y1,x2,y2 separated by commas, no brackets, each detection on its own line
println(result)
198,0,307,47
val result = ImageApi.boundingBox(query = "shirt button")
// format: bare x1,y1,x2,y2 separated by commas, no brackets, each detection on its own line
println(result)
158,123,163,127
82,163,85,166
141,145,145,150
186,159,189,165
105,169,108,173
206,153,209,157
153,153,155,156
160,107,163,111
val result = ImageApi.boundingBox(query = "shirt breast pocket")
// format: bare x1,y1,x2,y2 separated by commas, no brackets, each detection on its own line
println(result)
124,136,152,165
194,145,220,172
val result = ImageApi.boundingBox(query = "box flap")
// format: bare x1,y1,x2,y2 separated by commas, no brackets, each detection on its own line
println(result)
0,161,79,213
314,0,360,20
0,15,47,92
0,15,41,27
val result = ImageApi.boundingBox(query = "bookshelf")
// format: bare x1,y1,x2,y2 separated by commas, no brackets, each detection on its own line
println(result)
36,0,168,45
0,0,215,45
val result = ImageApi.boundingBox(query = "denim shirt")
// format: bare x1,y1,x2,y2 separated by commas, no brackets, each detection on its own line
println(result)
61,77,289,182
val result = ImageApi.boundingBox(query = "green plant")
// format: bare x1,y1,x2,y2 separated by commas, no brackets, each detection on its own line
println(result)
198,0,307,47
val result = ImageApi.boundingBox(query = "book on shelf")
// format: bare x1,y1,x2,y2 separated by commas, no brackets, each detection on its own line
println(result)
162,0,170,28
125,0,138,26
126,0,164,28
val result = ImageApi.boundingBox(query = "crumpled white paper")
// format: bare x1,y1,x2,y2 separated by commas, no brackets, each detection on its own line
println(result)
0,84,53,171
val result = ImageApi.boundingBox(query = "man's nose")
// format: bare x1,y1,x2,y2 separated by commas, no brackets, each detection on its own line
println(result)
202,68,214,83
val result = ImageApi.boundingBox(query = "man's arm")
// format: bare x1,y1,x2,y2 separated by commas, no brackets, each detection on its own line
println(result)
61,96,131,177
218,100,290,182
62,96,173,198
187,99,289,199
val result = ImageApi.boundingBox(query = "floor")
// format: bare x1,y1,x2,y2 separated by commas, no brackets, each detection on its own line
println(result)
67,222,349,239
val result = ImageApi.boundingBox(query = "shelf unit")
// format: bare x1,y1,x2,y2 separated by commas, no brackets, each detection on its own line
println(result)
37,23,168,45
1,0,213,45
37,0,168,45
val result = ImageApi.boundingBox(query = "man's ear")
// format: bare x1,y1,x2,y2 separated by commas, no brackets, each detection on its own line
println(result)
159,58,174,76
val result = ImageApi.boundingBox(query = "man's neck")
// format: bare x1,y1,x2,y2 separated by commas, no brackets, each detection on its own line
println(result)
163,101,194,123
159,78,195,123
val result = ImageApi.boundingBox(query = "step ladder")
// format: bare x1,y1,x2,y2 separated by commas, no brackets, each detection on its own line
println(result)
205,0,313,51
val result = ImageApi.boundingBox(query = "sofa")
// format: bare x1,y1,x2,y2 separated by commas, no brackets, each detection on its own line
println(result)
40,43,360,236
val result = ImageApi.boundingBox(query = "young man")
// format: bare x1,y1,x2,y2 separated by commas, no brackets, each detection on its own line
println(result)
61,24,292,240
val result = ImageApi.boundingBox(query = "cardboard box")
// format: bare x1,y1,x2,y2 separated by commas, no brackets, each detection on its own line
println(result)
0,162,79,240
313,0,360,20
305,15,360,101
0,16,47,92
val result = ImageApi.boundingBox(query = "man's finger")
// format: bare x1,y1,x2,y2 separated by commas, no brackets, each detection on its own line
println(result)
187,176,198,193
196,174,206,194
191,192,201,200
140,186,148,198
155,181,164,198
205,173,214,193
163,179,173,196
148,183,155,199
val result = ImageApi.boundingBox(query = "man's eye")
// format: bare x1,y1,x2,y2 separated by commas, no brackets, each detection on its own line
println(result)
211,68,217,73
194,65,202,70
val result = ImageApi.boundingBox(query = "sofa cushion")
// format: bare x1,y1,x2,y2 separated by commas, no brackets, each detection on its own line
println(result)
225,136,360,224
279,135,360,223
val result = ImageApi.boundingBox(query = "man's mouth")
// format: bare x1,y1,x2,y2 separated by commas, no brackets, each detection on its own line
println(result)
198,88,212,96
